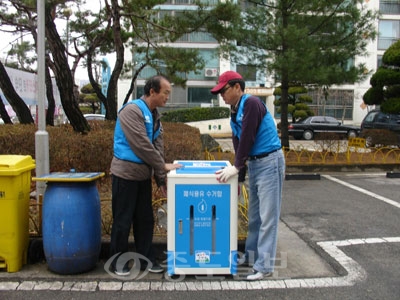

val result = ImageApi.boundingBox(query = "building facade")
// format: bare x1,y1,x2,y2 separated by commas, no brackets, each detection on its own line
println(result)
117,0,400,125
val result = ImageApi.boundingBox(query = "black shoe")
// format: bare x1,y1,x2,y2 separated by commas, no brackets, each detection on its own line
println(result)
111,259,131,276
147,263,164,273
111,264,130,276
114,268,130,276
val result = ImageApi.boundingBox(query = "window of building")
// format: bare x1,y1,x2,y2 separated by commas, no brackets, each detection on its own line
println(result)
380,0,400,14
136,49,218,81
240,0,257,9
135,86,144,99
165,0,218,4
378,20,400,50
173,11,217,42
307,89,354,120
188,87,214,104
237,65,257,81
187,49,219,80
377,55,383,68
176,31,217,43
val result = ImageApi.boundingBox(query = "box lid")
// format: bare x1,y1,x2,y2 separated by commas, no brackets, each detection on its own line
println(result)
33,172,105,182
174,160,230,175
0,155,36,176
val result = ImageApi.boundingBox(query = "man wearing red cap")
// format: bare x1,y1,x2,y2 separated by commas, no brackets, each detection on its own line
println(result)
211,71,285,281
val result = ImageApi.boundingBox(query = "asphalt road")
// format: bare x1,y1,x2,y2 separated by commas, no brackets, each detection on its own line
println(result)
1,171,399,299
280,172,400,300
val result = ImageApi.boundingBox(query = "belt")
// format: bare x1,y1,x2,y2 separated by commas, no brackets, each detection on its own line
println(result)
248,148,280,161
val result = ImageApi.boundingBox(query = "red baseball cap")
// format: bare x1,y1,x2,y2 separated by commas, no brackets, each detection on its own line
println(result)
210,71,243,94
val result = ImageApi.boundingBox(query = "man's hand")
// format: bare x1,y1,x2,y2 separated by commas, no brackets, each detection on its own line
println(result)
164,163,183,171
215,166,239,183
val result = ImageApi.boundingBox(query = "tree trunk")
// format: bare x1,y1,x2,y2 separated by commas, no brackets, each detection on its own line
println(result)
0,96,13,124
106,0,125,120
123,65,146,105
45,6,89,133
87,49,108,116
280,76,290,149
280,4,290,149
45,62,55,126
0,61,34,124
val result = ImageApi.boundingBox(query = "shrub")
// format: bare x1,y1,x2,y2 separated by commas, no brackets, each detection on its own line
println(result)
360,129,399,147
0,121,202,176
161,107,230,122
314,132,343,141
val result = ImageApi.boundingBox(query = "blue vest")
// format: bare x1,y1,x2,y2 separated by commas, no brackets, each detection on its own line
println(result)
113,99,161,164
231,94,281,156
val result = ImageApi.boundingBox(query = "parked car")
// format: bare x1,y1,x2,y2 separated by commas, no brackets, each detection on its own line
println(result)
83,114,105,121
360,110,400,146
288,116,360,140
64,114,105,124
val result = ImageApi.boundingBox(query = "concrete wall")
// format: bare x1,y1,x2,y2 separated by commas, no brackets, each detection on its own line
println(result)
185,118,232,137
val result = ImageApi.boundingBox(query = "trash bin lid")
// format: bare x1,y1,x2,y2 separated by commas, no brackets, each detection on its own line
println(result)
33,172,105,182
174,160,230,175
0,155,36,176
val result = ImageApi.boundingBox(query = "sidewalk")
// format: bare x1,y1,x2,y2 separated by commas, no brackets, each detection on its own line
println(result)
0,221,335,284
0,137,346,290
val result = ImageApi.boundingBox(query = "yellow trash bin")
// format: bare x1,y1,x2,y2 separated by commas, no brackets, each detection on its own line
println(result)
0,155,35,272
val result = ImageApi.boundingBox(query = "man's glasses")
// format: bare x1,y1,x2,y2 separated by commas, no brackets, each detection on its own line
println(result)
220,85,232,95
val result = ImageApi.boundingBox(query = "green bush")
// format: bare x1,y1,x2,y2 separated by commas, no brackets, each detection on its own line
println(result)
161,107,230,122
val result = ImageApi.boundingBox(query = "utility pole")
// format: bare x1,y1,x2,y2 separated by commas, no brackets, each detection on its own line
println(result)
35,0,50,199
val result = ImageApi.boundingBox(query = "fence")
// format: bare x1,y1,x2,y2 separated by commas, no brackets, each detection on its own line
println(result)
207,138,400,165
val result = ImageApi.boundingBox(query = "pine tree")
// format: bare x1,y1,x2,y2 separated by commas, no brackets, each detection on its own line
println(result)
363,40,400,114
221,0,377,147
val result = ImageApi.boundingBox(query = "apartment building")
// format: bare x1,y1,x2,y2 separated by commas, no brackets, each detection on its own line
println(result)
349,0,400,124
117,0,276,115
117,0,400,125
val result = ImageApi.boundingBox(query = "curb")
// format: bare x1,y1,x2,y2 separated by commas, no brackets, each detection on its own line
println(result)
386,171,400,178
285,173,321,180
27,238,247,265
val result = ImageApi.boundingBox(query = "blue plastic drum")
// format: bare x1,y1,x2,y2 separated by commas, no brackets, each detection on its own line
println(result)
42,180,102,274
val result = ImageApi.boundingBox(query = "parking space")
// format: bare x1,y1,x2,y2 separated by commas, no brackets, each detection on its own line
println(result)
326,172,400,204
282,172,400,242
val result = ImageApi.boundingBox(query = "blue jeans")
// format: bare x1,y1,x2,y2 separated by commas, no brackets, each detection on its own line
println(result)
245,149,285,273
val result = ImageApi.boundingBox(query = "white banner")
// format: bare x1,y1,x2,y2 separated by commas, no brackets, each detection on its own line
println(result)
1,66,61,106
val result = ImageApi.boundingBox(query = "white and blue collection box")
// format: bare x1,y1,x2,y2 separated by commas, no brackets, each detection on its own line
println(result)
167,160,238,276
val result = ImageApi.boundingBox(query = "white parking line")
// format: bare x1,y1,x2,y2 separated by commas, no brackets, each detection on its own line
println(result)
322,175,400,209
1,237,398,291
